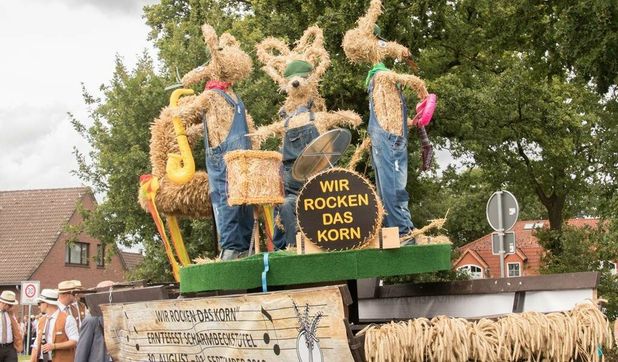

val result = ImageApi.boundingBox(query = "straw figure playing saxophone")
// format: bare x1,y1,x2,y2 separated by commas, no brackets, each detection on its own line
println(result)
252,25,362,249
342,0,434,244
141,23,258,260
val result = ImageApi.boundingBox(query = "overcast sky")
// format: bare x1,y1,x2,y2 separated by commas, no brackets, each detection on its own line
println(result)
0,1,456,192
0,0,157,191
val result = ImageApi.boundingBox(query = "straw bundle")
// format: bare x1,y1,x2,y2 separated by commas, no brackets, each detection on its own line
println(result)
361,301,614,361
224,150,284,206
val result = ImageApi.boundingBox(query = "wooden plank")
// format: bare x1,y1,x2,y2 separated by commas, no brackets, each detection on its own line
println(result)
370,272,600,299
102,285,355,362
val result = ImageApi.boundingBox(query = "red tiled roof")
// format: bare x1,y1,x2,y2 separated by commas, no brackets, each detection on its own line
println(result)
455,218,599,277
0,187,90,283
119,251,144,270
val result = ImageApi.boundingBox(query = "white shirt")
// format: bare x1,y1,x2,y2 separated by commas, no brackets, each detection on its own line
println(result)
0,311,13,344
38,309,79,358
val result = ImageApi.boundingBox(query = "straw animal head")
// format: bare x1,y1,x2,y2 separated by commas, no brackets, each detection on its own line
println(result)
181,24,253,87
342,0,410,65
256,26,330,101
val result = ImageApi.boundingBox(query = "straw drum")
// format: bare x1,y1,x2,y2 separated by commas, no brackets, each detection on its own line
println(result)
224,150,284,206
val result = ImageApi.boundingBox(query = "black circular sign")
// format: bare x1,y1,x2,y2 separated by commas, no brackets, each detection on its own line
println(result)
296,168,381,251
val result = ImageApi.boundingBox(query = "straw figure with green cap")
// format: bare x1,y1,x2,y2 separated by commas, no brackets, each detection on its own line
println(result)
342,0,435,244
251,26,362,248
141,23,258,260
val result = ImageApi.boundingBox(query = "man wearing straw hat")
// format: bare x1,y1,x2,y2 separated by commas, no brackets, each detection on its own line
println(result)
30,289,79,362
0,291,22,362
62,281,88,331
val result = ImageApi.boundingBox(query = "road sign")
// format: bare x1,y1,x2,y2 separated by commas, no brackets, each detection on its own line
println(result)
486,191,519,231
492,232,516,255
20,280,40,305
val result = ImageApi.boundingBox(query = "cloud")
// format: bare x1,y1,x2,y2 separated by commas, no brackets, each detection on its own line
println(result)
0,104,89,190
32,0,159,16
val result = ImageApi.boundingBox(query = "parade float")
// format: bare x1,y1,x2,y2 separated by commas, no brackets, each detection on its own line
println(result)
97,1,614,361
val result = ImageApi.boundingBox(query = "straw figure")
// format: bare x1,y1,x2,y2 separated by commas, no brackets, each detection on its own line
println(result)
342,0,433,243
142,23,257,260
252,26,362,248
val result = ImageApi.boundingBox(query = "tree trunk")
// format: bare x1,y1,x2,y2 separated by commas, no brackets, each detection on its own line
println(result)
546,194,565,231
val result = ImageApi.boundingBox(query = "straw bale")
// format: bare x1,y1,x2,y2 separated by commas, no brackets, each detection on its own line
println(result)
224,150,284,206
360,301,614,362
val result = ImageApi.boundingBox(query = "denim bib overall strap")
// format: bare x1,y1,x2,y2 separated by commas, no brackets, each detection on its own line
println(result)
203,89,254,253
367,77,415,236
272,100,320,249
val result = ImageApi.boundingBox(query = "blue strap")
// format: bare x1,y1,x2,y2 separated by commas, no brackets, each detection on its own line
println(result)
261,253,270,292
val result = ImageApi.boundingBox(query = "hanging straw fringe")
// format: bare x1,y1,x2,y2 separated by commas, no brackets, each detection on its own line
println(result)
361,300,614,362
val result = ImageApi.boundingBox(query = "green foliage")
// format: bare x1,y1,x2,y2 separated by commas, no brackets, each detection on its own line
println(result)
538,223,618,320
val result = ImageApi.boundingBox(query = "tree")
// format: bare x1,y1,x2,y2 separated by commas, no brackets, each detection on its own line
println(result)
538,223,618,320
413,0,616,232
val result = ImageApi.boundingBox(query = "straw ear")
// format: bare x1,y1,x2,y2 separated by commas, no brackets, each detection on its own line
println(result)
256,37,290,65
256,37,290,85
294,26,324,54
306,48,331,83
219,33,240,48
201,24,220,56
357,0,383,34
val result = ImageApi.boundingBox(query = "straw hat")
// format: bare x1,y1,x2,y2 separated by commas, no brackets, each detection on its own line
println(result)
58,280,78,294
37,289,59,306
70,280,84,292
0,291,18,305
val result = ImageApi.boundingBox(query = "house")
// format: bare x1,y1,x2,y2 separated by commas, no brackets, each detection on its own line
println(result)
0,187,140,297
119,250,145,271
453,218,604,279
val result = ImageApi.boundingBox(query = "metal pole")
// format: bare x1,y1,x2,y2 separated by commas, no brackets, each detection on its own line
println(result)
26,304,31,356
497,191,505,278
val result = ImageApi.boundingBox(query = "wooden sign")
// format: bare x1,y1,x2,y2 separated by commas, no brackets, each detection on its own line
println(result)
102,286,354,362
296,168,382,251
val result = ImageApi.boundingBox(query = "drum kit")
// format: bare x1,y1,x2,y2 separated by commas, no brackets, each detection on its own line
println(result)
225,129,353,255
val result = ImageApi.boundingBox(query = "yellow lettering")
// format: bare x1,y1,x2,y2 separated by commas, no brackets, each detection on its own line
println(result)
319,180,335,193
358,193,369,206
304,198,315,210
326,197,337,209
348,194,358,207
314,198,325,209
343,211,353,223
339,228,350,240
350,227,361,239
339,179,349,191
323,213,333,225
317,229,328,241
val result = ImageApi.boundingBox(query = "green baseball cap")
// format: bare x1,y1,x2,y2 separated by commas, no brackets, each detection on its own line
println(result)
284,60,313,79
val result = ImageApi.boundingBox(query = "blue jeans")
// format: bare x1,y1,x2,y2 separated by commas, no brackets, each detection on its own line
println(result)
369,125,414,235
204,91,254,252
273,162,302,249
273,121,319,249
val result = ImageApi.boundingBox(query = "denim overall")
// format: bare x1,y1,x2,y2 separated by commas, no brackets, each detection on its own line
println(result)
367,78,415,236
272,102,319,249
204,90,254,253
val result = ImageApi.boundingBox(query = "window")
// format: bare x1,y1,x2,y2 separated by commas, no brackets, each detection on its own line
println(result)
507,262,521,277
65,242,89,265
96,244,105,268
457,265,483,279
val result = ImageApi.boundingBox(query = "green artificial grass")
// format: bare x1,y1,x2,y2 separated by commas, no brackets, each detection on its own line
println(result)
180,244,451,293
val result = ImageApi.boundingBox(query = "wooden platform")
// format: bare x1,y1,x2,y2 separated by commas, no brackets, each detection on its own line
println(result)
180,244,452,293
